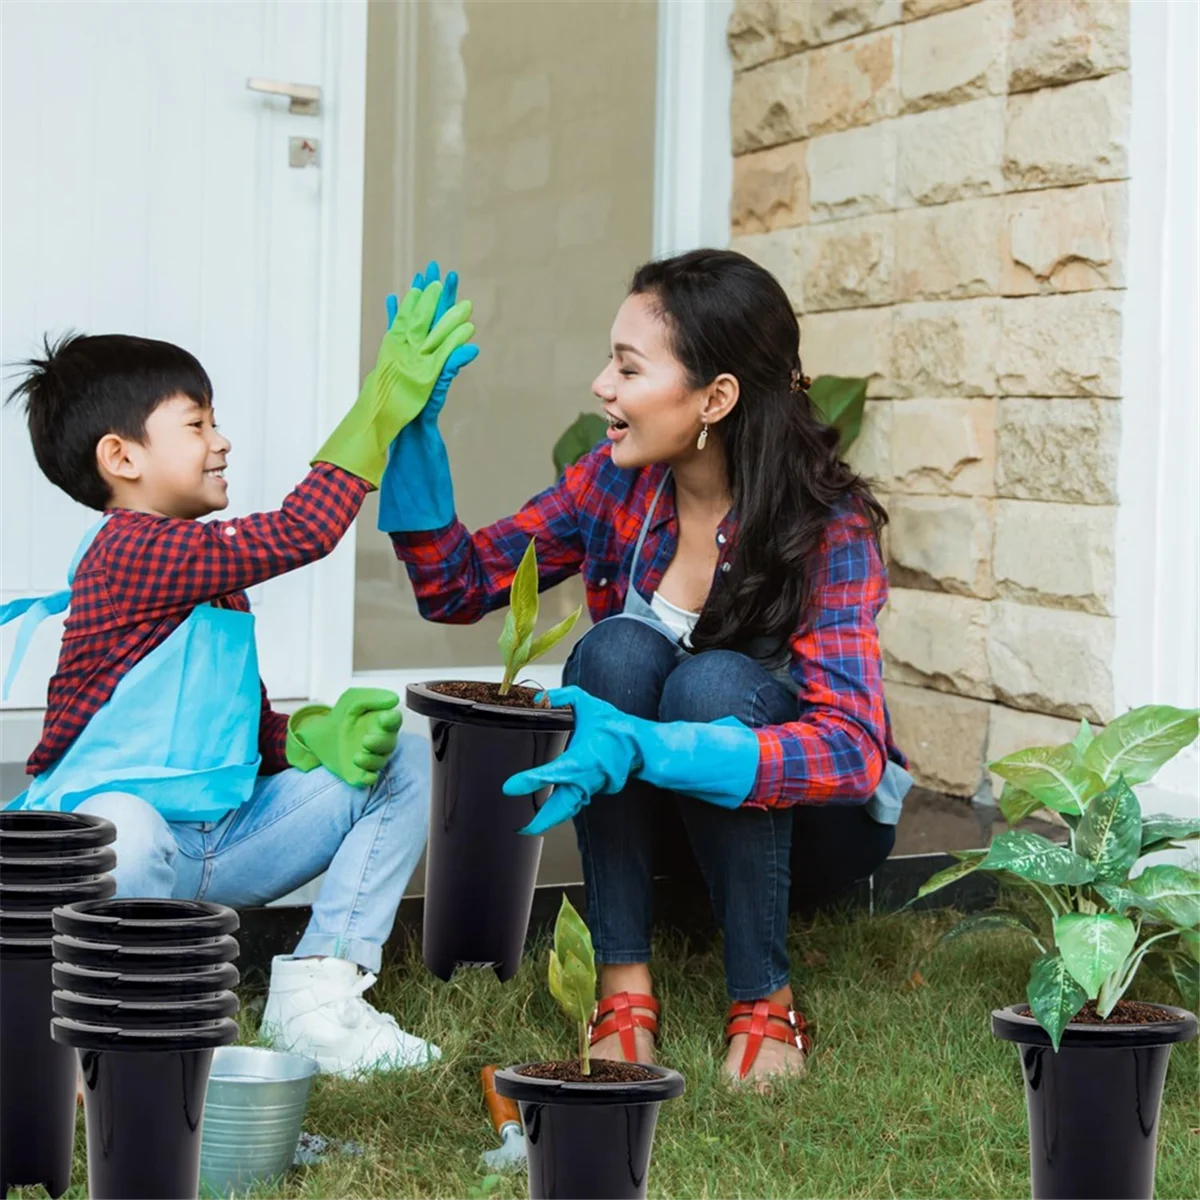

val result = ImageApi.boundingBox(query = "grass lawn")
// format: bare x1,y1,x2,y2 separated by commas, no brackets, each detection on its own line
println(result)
24,904,1200,1199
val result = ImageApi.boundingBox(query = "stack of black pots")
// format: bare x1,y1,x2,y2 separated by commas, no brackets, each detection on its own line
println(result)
0,811,118,1197
51,898,241,1200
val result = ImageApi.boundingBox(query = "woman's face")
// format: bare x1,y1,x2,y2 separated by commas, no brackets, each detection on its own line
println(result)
592,293,718,470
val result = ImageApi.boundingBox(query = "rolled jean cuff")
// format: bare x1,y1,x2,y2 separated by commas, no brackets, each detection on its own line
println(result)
593,947,652,966
293,930,382,973
725,970,792,1004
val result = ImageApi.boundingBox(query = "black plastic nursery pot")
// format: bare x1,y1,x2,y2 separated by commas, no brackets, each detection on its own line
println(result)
52,930,241,971
407,684,573,982
494,1064,685,1200
52,959,241,1000
0,811,118,1199
53,897,240,944
992,1003,1198,1200
0,810,117,857
54,1017,240,1200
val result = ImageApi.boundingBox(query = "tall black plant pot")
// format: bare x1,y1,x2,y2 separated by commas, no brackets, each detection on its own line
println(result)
992,1004,1198,1200
0,810,117,1198
494,1064,685,1200
407,685,572,982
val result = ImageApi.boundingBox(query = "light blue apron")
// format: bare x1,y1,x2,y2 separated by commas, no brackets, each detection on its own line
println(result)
615,473,911,825
1,519,263,822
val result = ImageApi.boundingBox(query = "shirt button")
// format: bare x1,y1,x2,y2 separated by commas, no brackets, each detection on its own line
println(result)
224,526,237,537
717,533,727,545
598,577,608,587
721,562,731,573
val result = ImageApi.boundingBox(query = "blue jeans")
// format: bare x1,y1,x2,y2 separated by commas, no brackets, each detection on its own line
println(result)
76,733,430,972
564,616,800,1001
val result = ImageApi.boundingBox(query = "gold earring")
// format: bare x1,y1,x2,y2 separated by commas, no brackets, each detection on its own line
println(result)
697,423,709,451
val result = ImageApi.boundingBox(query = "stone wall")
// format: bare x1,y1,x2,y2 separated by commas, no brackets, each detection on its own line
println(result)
727,0,1129,799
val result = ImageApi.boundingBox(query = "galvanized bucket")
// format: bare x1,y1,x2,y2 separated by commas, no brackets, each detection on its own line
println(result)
199,1045,318,1195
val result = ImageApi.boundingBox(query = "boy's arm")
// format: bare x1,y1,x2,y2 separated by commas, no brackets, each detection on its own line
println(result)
257,685,291,775
101,464,369,619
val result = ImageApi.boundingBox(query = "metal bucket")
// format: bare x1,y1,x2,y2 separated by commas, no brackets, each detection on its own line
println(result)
199,1045,318,1195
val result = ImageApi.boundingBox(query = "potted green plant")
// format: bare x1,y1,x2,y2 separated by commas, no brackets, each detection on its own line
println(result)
406,541,580,982
918,705,1199,1200
494,896,684,1200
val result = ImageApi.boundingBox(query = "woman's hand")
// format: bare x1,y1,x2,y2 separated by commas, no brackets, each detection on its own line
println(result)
378,261,479,533
503,685,761,836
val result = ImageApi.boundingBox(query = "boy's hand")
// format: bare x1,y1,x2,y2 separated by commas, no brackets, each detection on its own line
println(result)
313,281,475,487
285,688,403,788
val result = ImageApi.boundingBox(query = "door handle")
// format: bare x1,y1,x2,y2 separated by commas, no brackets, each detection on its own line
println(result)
246,77,321,116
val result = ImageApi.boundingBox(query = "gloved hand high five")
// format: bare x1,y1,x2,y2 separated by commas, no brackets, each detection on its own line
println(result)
286,687,404,788
503,686,762,836
378,261,479,533
314,279,474,487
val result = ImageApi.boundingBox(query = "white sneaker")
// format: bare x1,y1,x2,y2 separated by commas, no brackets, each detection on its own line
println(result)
260,955,441,1077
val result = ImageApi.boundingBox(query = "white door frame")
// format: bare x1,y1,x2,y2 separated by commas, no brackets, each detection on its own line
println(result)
338,0,736,726
1114,0,1199,816
0,0,370,766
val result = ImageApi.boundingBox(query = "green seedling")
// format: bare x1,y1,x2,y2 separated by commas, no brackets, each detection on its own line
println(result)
498,539,582,696
548,894,597,1075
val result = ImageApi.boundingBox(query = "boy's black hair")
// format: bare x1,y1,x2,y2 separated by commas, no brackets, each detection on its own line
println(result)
6,332,212,511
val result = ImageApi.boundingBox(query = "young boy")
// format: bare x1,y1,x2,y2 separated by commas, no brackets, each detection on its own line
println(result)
1,281,473,1076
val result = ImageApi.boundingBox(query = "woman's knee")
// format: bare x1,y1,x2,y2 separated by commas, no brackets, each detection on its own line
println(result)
659,650,792,726
76,793,177,897
563,617,678,717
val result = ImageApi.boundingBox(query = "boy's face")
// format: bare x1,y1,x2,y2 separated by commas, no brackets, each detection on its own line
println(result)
109,394,232,518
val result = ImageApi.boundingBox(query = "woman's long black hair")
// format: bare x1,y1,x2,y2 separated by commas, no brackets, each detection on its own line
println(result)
629,249,887,653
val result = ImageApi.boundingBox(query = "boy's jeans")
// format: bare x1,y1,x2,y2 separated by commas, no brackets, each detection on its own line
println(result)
76,732,430,972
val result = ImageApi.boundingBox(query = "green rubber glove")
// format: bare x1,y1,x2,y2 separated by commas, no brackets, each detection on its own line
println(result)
285,688,404,788
313,282,475,486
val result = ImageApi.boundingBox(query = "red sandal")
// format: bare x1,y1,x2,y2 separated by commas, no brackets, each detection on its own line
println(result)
588,992,660,1063
724,999,811,1079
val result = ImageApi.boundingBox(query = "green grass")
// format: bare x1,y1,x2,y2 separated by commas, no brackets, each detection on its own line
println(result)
17,906,1199,1199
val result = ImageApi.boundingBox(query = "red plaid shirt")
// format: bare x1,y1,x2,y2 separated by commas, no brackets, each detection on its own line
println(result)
27,464,370,778
392,444,901,808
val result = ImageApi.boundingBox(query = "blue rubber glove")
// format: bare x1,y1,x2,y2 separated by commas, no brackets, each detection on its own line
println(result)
378,261,480,533
503,686,762,836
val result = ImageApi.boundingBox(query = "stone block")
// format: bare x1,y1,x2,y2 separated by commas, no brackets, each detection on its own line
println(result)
895,197,1005,301
728,0,816,70
809,0,904,45
732,56,809,153
730,227,806,305
803,214,895,311
988,601,1114,721
801,306,895,397
1002,182,1127,294
892,398,995,496
504,135,551,192
985,703,1091,800
732,141,810,234
887,495,993,597
995,398,1120,505
896,96,1005,207
807,121,898,221
994,500,1115,615
997,292,1123,397
879,589,992,698
892,299,999,397
846,399,893,487
886,680,991,795
900,0,1009,113
903,0,981,18
1004,72,1130,189
805,28,899,136
1009,0,1130,93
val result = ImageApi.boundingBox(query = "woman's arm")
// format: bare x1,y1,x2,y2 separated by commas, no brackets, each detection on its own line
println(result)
747,508,889,807
389,458,589,624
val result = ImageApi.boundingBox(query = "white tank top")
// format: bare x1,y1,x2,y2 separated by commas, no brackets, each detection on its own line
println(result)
649,590,700,647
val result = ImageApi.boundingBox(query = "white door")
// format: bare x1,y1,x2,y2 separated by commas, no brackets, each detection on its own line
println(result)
1,1,366,727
